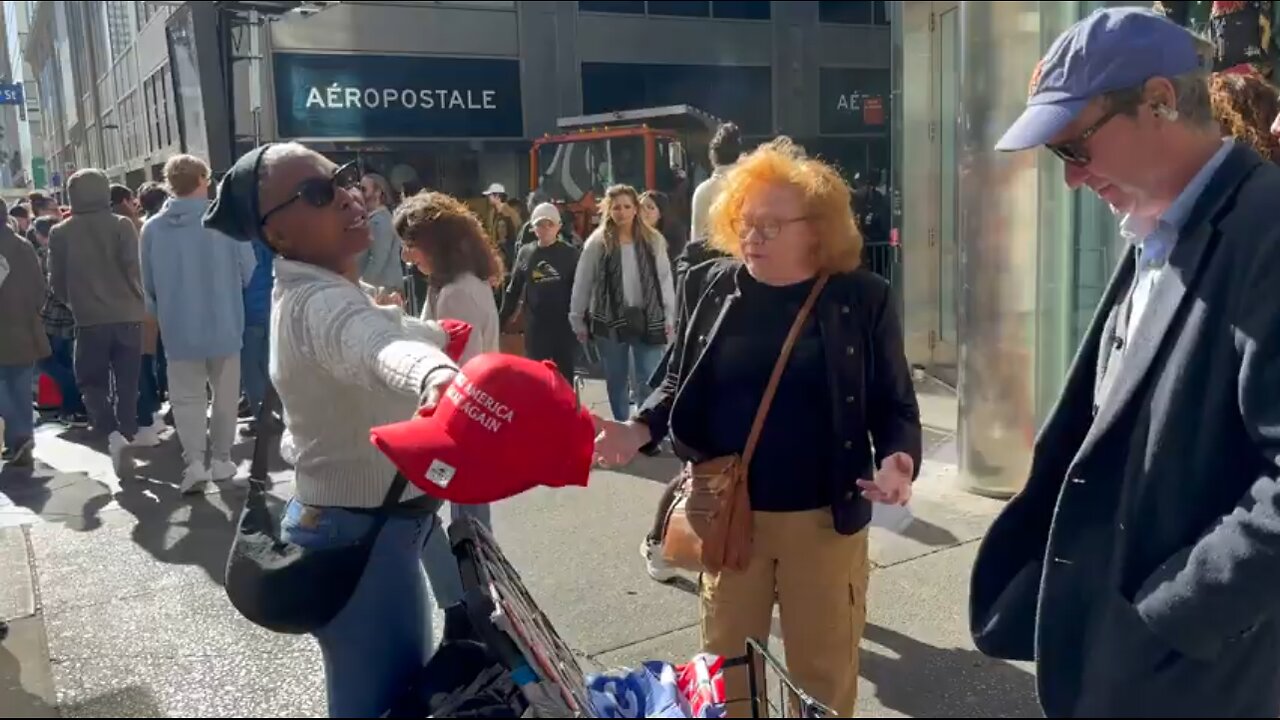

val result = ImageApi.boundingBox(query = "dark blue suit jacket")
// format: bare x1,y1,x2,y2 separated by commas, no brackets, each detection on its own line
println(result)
970,145,1280,717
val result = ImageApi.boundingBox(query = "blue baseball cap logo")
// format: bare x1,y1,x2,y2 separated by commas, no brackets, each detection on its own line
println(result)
997,7,1208,152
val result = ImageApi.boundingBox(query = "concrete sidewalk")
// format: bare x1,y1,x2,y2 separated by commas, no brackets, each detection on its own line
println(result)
0,377,1037,718
1,525,58,718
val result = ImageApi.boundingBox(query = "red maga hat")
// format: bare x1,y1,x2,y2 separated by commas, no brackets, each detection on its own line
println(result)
371,353,596,504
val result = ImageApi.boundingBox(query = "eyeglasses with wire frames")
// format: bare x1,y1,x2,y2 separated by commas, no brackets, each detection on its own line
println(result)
1045,108,1121,167
731,215,810,242
259,161,361,226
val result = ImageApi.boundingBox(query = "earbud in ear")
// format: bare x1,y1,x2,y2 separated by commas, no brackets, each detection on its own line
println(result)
1154,104,1180,121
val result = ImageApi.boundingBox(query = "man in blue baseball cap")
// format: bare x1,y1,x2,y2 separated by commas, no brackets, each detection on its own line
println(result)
970,6,1280,717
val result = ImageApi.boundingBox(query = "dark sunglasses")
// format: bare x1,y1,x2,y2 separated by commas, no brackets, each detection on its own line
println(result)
1046,108,1120,166
259,161,361,226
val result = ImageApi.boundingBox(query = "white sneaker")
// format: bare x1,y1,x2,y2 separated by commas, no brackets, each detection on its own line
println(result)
640,539,678,584
180,462,212,494
108,432,131,474
210,458,240,482
132,424,164,448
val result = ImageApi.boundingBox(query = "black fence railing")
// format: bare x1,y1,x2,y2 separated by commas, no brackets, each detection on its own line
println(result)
863,240,899,286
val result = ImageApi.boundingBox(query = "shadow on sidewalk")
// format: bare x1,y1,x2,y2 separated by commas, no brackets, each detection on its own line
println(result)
0,462,111,532
107,431,289,587
899,517,961,548
859,623,1040,718
59,686,163,718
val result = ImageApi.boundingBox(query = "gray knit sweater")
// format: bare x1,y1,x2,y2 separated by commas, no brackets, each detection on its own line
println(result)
271,258,456,508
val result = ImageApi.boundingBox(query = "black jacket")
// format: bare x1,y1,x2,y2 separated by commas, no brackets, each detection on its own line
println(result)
635,258,922,535
970,145,1280,717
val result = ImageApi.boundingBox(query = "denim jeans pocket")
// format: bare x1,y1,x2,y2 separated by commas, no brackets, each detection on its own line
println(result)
280,500,375,551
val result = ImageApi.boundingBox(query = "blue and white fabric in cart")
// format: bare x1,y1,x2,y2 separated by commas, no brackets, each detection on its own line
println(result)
587,660,726,718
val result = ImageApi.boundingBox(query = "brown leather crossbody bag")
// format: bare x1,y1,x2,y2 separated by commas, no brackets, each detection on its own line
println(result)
660,274,829,574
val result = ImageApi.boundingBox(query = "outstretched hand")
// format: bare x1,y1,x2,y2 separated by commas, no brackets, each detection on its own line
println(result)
857,452,914,505
593,417,650,468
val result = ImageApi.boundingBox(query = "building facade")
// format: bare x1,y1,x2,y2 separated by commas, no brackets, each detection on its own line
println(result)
4,1,43,188
262,0,892,199
18,1,893,200
23,1,181,195
893,0,1132,497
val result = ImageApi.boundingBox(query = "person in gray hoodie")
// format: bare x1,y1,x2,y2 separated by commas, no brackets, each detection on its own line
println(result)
142,155,255,493
48,168,147,470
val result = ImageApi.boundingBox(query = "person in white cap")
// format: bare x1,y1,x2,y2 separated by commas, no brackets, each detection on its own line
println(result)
483,182,522,273
499,202,580,381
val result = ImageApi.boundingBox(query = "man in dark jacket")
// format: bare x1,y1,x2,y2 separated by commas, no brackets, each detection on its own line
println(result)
0,202,51,466
971,8,1280,717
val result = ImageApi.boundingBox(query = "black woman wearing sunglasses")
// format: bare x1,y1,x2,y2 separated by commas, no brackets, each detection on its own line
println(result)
205,143,460,718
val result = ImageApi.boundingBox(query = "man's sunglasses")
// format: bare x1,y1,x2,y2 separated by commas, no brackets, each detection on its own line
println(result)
1045,108,1119,167
259,161,361,226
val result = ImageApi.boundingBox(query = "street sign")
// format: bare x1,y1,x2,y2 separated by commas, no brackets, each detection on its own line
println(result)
0,84,24,106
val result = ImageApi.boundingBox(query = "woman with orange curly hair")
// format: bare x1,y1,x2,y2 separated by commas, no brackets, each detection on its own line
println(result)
594,138,922,717
394,190,503,611
1210,71,1280,162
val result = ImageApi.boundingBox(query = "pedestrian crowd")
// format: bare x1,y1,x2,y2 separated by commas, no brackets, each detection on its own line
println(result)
4,6,1280,719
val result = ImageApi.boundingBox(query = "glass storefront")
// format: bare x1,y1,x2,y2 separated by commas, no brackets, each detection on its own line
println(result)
892,1,1122,497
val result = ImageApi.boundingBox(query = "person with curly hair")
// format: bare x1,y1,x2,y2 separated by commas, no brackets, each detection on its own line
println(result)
393,190,502,609
1211,70,1280,161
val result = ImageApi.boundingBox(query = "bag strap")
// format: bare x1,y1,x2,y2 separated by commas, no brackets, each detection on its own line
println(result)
380,473,411,510
741,273,830,467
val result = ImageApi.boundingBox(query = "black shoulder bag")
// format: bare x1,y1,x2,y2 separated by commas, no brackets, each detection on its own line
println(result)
224,384,438,635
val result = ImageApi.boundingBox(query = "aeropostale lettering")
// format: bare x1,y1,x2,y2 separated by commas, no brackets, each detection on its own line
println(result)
305,83,500,111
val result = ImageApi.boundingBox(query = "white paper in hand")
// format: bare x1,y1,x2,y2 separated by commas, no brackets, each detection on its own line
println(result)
871,502,915,534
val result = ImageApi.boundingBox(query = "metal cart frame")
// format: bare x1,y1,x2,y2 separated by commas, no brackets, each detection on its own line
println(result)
742,638,837,718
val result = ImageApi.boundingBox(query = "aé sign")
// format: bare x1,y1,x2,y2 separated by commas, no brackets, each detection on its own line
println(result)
0,84,25,106
820,68,890,135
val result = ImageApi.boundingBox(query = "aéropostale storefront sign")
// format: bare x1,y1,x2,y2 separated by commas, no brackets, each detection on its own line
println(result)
274,53,524,140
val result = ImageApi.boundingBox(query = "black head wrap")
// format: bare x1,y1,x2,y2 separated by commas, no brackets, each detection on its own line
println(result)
203,143,277,243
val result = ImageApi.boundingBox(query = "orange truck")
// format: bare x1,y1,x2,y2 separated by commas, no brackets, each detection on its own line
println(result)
529,105,723,238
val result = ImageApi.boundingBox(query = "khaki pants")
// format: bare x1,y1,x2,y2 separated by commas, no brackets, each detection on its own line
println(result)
701,510,870,718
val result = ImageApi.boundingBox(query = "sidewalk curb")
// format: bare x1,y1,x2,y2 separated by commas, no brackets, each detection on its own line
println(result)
0,526,36,622
0,525,58,717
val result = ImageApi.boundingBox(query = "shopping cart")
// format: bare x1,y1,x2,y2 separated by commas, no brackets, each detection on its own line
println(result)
737,638,837,719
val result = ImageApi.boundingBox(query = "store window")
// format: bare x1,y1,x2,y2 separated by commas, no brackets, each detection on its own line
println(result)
819,1,874,25
143,65,177,153
647,1,710,16
582,62,773,135
106,1,133,58
136,1,161,30
579,1,646,12
713,1,770,20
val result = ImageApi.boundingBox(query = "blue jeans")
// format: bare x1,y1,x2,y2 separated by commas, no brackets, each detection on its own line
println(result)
38,335,84,415
421,503,491,609
241,324,269,413
595,337,666,421
0,364,35,448
281,500,442,719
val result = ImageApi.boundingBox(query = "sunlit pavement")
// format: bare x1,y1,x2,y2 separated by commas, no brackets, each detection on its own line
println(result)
0,378,1036,718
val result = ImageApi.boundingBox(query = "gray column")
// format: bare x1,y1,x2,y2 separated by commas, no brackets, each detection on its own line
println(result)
772,2,820,137
518,1,569,138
